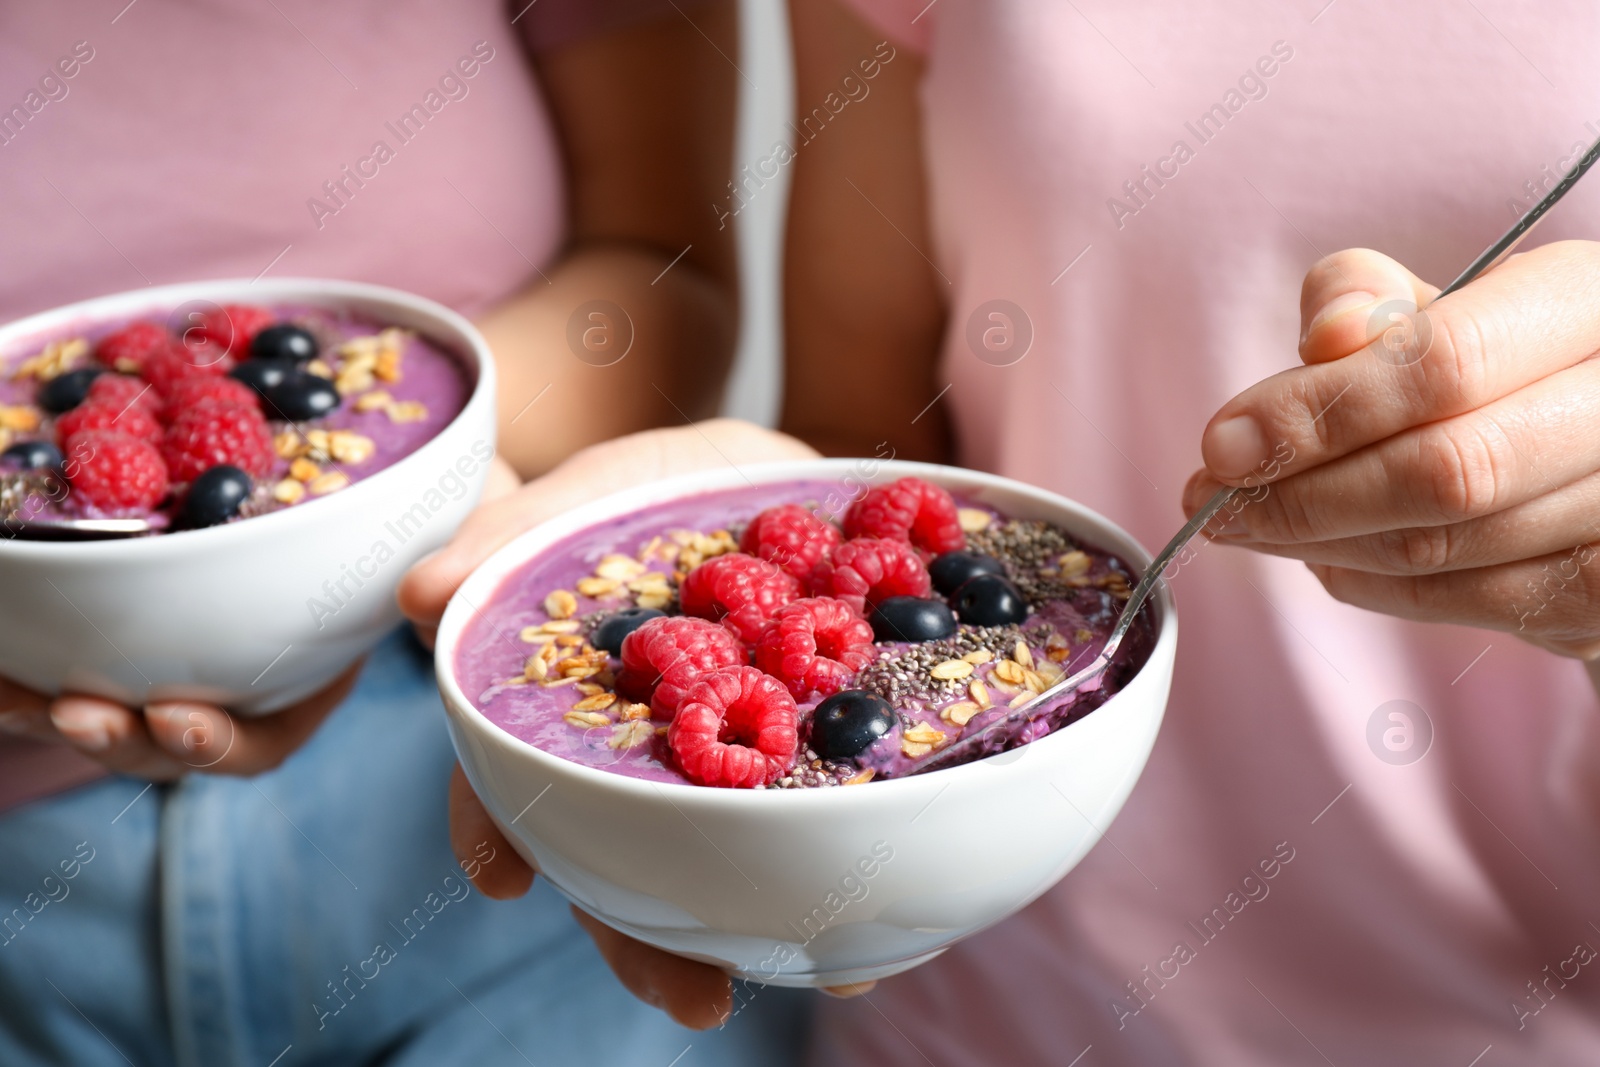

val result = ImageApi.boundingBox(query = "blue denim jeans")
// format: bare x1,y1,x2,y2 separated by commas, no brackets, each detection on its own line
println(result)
0,629,810,1066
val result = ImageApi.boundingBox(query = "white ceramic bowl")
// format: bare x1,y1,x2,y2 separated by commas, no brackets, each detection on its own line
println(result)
437,459,1176,988
0,278,496,714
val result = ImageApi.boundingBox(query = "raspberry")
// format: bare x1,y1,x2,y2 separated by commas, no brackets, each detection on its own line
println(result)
86,373,158,414
160,376,260,423
141,345,230,397
738,504,842,586
668,666,798,788
55,399,163,444
618,615,747,718
753,597,876,700
162,398,274,483
810,537,932,614
95,321,172,374
679,552,802,644
844,476,966,555
63,431,168,511
196,305,273,358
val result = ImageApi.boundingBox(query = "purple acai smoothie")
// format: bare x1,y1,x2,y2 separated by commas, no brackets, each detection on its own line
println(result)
0,302,469,533
454,478,1155,789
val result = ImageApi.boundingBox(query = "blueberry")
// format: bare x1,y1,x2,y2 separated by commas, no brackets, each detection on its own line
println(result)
229,358,294,396
182,465,253,528
37,367,103,414
591,606,666,655
1,440,64,471
810,690,897,760
262,371,340,422
869,596,957,643
928,551,1005,595
250,324,318,363
950,573,1029,627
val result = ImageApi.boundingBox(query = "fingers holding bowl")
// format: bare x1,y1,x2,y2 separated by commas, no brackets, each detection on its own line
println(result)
449,762,535,900
569,905,734,1031
52,695,191,779
0,661,363,782
446,762,740,1030
0,680,191,780
0,676,54,742
141,660,362,777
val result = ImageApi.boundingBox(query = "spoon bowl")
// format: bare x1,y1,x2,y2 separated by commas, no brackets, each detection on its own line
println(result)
3,515,154,541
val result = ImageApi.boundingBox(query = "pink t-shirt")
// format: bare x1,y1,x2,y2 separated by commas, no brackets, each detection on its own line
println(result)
817,1,1600,1063
0,0,683,809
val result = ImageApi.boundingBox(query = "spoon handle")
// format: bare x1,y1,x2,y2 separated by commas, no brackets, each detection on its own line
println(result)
909,484,1237,775
1439,132,1600,299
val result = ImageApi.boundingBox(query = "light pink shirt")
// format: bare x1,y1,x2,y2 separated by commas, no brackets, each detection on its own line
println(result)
818,1,1600,1063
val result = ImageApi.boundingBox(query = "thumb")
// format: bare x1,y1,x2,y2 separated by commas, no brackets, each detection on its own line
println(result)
449,763,535,899
395,456,523,628
1297,247,1438,365
396,468,601,629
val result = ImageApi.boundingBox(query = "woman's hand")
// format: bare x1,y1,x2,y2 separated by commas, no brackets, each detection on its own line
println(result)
0,459,526,778
446,763,740,1029
1183,240,1600,659
401,419,844,1027
399,419,818,646
0,665,362,780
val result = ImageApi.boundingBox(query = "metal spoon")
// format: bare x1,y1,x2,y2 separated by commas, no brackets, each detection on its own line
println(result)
4,515,154,540
0,470,154,541
909,132,1600,776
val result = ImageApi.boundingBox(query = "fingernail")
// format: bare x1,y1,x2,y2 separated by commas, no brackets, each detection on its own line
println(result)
1303,290,1377,343
144,703,208,752
143,702,187,724
821,981,877,998
1203,415,1269,481
49,700,115,752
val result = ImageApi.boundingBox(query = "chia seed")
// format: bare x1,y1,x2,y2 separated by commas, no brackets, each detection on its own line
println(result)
969,518,1136,612
853,621,1056,708
968,519,1081,604
235,480,283,522
764,751,858,789
574,608,609,642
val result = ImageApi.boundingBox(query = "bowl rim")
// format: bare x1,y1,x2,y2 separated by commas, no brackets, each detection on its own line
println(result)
0,276,496,559
436,458,1178,806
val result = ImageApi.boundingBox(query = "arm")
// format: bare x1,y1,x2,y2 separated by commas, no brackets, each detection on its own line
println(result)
0,5,745,783
487,1,741,478
415,0,953,1024
412,419,821,1029
782,0,949,461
